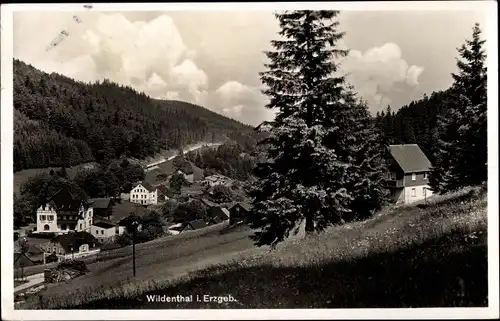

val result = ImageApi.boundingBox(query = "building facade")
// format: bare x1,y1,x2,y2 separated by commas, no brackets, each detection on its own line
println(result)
35,188,93,235
385,144,433,204
90,221,125,243
44,231,99,262
130,182,158,205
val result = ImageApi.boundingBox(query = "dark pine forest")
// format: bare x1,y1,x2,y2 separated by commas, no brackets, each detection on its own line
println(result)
13,59,257,172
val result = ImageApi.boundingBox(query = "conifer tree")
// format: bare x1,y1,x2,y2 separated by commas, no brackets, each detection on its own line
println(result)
249,11,387,247
430,23,487,193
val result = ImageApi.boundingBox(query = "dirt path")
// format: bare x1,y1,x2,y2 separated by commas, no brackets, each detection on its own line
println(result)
14,273,45,293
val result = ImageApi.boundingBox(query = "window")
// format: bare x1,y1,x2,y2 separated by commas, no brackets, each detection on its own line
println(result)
58,248,62,254
411,188,416,197
423,172,428,180
390,172,397,180
95,230,99,235
46,247,50,253
53,247,56,252
61,224,67,230
40,215,46,221
411,173,416,181
48,215,54,221
44,224,50,231
101,230,104,235
79,223,82,230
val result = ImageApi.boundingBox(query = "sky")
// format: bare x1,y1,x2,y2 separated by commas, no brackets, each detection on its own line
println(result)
13,8,489,126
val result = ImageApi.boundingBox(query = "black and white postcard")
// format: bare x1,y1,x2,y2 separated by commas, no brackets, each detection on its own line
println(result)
1,1,498,320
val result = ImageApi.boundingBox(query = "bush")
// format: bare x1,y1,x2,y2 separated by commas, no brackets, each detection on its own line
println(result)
212,185,234,203
57,259,88,272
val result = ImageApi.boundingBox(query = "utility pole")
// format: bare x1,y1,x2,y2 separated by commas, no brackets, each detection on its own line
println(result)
132,220,138,277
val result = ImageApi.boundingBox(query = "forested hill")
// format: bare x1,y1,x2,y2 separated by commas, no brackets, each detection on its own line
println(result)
375,89,451,164
13,59,257,172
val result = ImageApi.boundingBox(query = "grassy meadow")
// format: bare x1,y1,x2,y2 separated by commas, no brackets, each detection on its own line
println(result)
19,186,488,309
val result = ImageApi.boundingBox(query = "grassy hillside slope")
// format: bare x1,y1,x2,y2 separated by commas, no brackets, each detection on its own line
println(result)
21,186,488,309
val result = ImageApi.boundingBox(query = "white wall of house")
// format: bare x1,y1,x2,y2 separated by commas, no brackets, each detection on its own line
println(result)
76,206,93,233
37,204,93,234
130,184,158,205
36,205,58,233
90,225,115,238
404,185,433,204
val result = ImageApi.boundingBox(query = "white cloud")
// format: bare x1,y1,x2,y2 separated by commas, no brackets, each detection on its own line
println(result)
14,11,207,108
342,42,424,113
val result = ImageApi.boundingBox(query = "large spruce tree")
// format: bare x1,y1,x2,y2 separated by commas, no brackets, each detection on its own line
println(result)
248,11,387,247
430,23,487,193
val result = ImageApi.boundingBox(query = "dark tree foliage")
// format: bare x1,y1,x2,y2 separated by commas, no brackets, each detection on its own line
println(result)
430,23,487,193
173,200,207,223
212,185,234,203
374,90,451,165
17,173,88,223
73,159,145,198
13,59,257,171
169,172,189,194
248,11,388,247
187,142,256,180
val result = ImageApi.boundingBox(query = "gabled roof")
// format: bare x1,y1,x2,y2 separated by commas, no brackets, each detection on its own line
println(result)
156,184,170,196
88,198,113,209
230,202,252,212
187,219,208,230
49,231,97,252
133,181,156,192
178,162,194,175
14,253,35,268
201,198,218,208
207,207,230,221
388,144,432,173
93,221,116,229
45,188,83,212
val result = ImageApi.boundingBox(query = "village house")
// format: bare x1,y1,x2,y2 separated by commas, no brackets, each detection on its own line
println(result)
88,198,114,220
201,174,232,188
156,184,172,201
206,206,230,224
201,198,230,224
130,182,158,205
35,188,93,235
385,144,434,204
90,221,125,243
229,202,252,226
168,219,208,234
43,231,99,262
176,162,204,184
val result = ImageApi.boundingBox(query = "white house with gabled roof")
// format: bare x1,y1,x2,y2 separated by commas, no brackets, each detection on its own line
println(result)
130,181,158,205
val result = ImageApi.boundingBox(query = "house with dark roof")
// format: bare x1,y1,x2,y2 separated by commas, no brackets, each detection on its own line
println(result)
176,162,204,183
35,188,94,235
130,181,159,205
44,231,100,262
90,221,125,243
206,206,230,224
156,184,173,201
169,219,208,234
88,198,114,220
385,144,433,204
229,202,252,225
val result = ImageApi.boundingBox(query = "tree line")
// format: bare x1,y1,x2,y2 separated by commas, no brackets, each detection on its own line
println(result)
13,59,257,171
